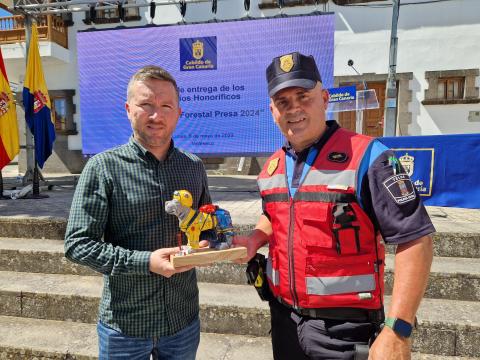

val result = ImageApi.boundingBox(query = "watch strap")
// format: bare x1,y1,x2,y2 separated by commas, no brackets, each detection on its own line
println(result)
384,317,395,328
384,317,413,338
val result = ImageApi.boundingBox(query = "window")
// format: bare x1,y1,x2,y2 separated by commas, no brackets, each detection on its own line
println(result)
437,77,464,100
258,0,384,10
258,0,327,9
423,69,480,105
333,0,387,4
83,0,140,25
125,3,141,19
48,90,77,135
100,6,119,20
52,97,67,131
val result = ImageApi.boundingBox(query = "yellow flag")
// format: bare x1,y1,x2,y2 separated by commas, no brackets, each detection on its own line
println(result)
0,47,19,169
22,23,55,168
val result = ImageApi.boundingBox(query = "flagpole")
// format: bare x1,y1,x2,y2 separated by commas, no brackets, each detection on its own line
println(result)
23,15,35,186
23,15,48,199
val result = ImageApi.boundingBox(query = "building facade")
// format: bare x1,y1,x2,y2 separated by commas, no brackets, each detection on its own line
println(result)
1,0,479,174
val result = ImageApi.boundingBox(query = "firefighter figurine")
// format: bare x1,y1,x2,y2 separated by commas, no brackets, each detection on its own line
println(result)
165,190,234,255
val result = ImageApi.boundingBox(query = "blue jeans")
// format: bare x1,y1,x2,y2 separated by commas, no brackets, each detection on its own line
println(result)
97,317,200,360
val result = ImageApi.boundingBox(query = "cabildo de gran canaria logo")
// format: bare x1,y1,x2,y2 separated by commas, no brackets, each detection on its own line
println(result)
180,36,217,72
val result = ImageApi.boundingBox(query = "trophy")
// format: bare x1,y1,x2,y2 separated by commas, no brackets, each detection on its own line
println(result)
165,190,247,268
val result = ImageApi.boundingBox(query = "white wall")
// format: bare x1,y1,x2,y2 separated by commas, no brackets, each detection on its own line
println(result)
297,0,480,135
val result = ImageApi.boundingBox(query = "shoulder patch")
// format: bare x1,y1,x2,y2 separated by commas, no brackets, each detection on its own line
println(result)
383,173,416,205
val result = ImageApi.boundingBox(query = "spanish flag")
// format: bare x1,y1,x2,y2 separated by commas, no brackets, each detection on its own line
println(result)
22,23,55,169
0,47,19,170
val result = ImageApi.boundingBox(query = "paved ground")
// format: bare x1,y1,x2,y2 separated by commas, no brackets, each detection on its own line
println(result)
1,165,480,232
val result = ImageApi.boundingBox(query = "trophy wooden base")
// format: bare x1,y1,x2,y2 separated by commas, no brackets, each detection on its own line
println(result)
170,247,247,268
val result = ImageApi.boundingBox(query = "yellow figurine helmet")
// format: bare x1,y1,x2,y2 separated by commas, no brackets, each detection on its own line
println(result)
173,190,193,208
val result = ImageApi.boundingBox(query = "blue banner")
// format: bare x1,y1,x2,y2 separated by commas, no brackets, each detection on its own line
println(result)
380,134,480,209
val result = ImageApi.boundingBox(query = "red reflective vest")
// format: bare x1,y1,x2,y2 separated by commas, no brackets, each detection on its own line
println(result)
258,128,385,310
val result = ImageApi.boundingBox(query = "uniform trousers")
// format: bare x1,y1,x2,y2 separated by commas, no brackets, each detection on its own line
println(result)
269,299,377,360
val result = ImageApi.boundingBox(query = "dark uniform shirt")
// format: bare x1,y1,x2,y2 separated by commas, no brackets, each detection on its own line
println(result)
65,137,211,337
263,121,435,244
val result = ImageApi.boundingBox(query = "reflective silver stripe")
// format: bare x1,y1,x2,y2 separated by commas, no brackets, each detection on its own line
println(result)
266,257,279,286
258,174,287,193
303,169,356,188
306,274,375,295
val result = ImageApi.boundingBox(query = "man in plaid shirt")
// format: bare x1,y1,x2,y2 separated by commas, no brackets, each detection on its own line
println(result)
65,66,211,360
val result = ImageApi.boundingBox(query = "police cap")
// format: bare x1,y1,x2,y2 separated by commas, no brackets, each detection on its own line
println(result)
266,52,322,97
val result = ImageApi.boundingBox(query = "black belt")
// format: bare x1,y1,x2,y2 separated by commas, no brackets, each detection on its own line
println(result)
276,297,384,324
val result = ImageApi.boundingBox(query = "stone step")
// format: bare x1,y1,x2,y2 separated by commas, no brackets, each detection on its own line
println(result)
2,316,475,360
0,237,97,276
0,217,67,241
0,217,255,241
384,254,480,302
0,271,479,357
2,238,479,302
0,315,97,360
199,332,273,360
386,232,480,259
411,356,479,360
1,216,479,258
0,315,272,360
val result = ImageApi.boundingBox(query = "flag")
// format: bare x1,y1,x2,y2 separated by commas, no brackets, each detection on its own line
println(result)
0,47,19,170
22,23,55,169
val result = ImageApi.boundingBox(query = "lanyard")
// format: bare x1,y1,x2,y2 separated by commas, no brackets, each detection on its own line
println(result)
286,146,319,198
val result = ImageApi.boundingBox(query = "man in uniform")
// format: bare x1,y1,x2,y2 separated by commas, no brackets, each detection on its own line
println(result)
233,52,434,360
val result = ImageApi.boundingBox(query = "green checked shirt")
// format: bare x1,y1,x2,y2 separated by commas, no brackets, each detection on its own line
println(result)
65,137,211,337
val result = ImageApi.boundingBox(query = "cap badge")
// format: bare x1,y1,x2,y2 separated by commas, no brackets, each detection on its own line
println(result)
279,54,294,73
267,157,280,176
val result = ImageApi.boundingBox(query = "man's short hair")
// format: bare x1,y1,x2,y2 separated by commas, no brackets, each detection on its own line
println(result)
127,65,179,102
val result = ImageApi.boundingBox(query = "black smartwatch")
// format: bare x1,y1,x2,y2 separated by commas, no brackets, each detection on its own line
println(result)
384,317,413,338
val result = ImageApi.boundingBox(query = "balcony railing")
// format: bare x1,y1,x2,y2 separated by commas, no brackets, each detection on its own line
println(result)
0,15,68,49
